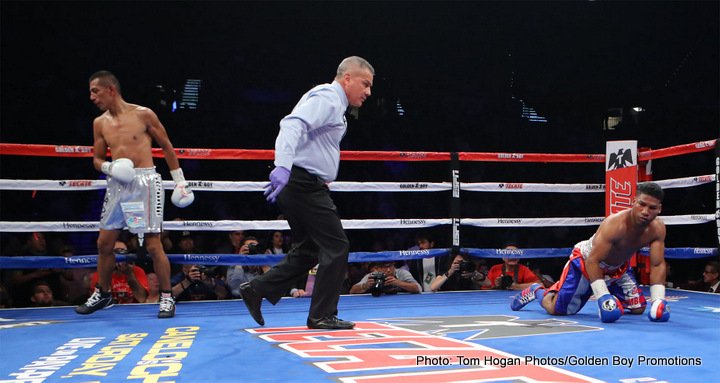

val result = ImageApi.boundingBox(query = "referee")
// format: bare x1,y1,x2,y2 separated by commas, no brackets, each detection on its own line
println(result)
240,56,374,330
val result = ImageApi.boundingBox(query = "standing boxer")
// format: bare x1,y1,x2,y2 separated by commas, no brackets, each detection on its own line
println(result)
76,71,194,318
239,56,374,329
511,182,670,323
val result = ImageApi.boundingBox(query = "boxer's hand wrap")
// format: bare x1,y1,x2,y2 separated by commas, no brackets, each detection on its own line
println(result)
171,168,194,208
101,158,135,184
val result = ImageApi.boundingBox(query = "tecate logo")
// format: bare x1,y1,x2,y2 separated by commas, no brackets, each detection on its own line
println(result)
67,180,93,187
694,176,713,183
178,149,212,156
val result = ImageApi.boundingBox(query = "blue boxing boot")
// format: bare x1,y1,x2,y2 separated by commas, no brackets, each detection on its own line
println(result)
511,283,543,311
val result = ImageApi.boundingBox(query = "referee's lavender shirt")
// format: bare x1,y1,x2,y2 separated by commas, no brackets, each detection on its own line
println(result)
273,81,348,182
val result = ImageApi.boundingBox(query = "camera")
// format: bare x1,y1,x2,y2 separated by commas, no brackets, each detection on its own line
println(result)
203,266,221,278
188,265,206,285
247,243,261,255
497,275,514,290
459,260,476,273
370,272,386,297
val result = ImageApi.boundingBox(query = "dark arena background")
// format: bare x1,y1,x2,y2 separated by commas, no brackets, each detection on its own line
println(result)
1,2,718,383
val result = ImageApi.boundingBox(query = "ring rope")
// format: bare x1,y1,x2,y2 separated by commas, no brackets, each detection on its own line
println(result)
1,139,715,162
0,174,713,192
0,214,713,233
1,246,716,270
1,138,716,268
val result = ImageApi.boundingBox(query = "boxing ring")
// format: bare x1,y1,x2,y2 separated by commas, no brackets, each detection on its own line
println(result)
1,139,719,382
0,289,718,383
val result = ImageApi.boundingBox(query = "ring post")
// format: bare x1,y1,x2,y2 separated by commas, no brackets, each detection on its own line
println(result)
451,152,461,256
605,140,639,282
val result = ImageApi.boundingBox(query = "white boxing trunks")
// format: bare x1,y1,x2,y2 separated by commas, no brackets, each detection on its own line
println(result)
99,167,164,233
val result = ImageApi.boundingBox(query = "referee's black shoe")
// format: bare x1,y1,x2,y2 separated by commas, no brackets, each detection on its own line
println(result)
240,282,265,326
307,316,355,330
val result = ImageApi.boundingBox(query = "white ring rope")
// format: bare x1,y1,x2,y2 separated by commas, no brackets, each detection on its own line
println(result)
0,215,713,232
1,172,714,232
0,174,714,192
461,215,714,227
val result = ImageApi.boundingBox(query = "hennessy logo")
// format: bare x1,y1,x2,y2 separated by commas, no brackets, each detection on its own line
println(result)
607,148,634,170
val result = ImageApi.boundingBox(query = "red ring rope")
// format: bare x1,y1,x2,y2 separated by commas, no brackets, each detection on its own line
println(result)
0,139,715,162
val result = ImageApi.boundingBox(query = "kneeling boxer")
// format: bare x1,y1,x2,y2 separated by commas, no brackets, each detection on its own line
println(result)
511,182,670,323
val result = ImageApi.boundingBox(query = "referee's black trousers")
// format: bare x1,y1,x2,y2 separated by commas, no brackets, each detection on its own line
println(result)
251,166,350,320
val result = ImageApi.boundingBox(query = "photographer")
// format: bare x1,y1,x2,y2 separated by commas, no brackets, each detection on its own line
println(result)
87,240,149,304
430,254,486,292
226,236,270,298
482,245,541,290
405,232,452,292
350,262,421,295
171,264,227,301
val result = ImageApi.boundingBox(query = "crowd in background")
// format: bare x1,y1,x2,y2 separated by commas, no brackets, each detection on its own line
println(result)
1,229,717,309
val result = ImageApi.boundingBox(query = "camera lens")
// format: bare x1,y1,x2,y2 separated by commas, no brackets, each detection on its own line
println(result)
459,260,475,273
370,272,385,297
499,275,514,289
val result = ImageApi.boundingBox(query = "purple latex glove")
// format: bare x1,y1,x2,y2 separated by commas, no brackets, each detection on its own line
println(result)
264,166,291,202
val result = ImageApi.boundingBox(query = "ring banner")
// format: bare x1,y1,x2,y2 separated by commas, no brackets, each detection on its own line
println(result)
2,248,716,269
606,140,638,216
